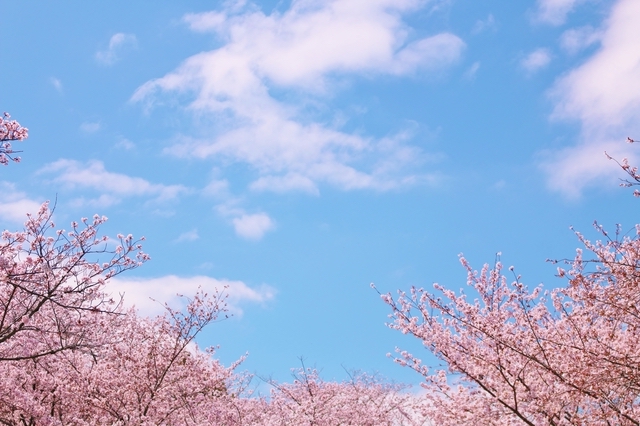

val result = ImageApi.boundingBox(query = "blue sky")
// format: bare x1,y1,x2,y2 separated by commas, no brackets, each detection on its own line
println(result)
3,0,640,386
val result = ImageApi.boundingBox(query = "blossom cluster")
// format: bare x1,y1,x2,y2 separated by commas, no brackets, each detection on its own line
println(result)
0,112,28,165
378,224,640,425
369,144,640,425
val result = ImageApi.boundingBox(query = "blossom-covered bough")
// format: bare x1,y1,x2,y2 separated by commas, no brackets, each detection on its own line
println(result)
605,137,640,197
251,364,429,425
376,142,640,425
0,202,149,361
0,113,28,165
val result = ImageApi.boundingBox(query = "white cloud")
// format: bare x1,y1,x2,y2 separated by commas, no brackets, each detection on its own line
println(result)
133,0,460,196
162,120,425,192
95,33,137,66
521,48,552,73
115,137,135,150
80,121,101,134
107,275,275,317
534,0,585,26
198,262,214,270
203,179,229,196
68,194,121,209
214,199,275,240
250,173,319,195
38,159,189,206
543,0,640,196
175,228,199,242
183,11,227,32
540,140,630,198
491,179,506,190
388,33,466,75
232,213,275,240
179,1,463,88
472,14,496,34
560,26,602,54
463,61,480,80
0,182,42,225
50,77,63,93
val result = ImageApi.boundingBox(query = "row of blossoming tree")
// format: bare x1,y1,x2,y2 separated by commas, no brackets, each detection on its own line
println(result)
0,114,428,425
3,112,640,425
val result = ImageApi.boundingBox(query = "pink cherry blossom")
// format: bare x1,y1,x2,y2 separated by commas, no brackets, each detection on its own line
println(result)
379,224,640,425
0,113,28,165
376,139,640,425
0,201,148,362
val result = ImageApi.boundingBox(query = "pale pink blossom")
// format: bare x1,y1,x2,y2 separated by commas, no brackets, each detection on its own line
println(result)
0,113,28,165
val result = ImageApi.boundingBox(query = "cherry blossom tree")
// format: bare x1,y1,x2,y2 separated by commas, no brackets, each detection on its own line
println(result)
377,141,640,425
0,113,143,363
379,233,640,425
0,180,240,423
73,290,244,425
254,367,429,426
0,202,148,362
0,174,241,423
0,291,244,425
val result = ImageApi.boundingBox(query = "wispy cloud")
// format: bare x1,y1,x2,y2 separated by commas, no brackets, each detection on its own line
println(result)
132,0,461,197
250,173,319,195
232,213,274,240
216,200,275,240
463,61,481,80
95,32,137,66
0,182,42,225
115,137,135,150
560,26,602,54
542,0,640,197
178,2,463,87
203,178,229,196
107,275,275,317
80,121,101,134
50,77,63,93
533,0,586,26
521,48,552,74
175,228,199,242
472,14,497,34
38,159,189,207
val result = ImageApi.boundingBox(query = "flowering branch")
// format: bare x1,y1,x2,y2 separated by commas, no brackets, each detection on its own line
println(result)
0,113,28,166
0,201,149,361
605,137,640,197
